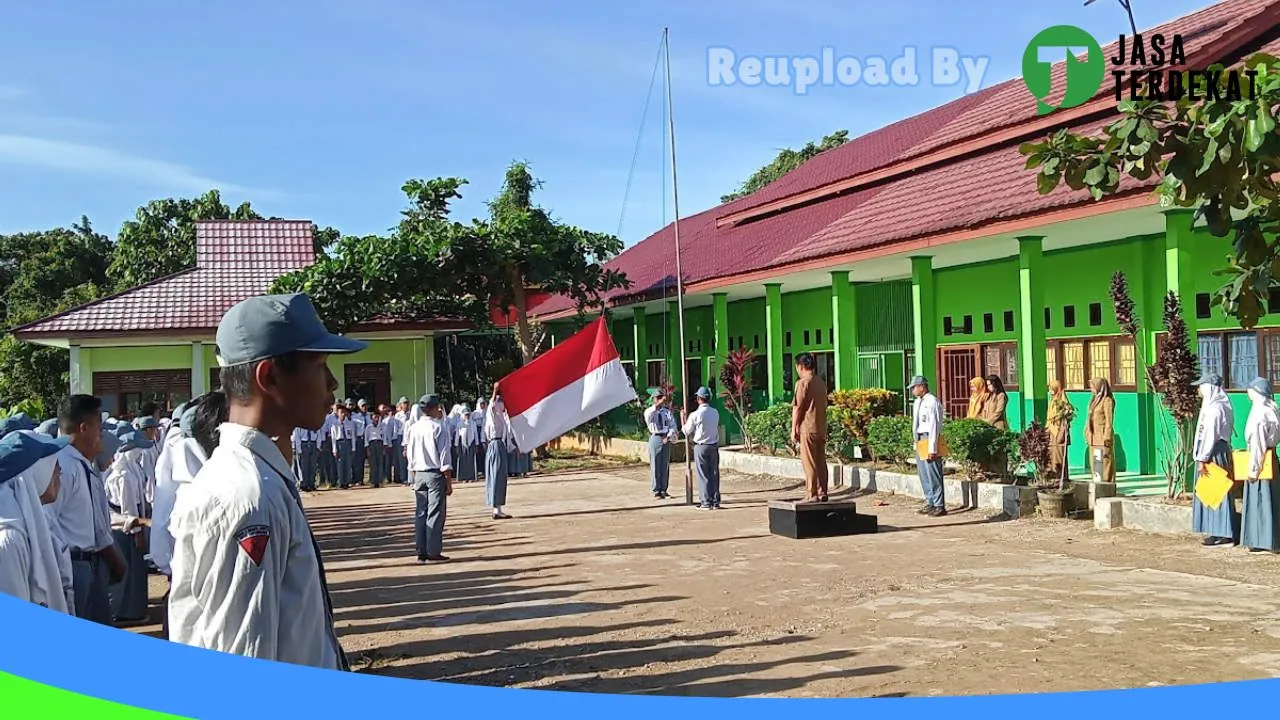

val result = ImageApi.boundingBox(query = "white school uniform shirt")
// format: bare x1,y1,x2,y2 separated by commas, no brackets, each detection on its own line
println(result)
1192,386,1234,463
167,423,346,671
912,392,945,455
1245,395,1280,479
470,408,486,444
329,419,356,452
383,416,404,444
351,412,368,440
151,433,208,576
406,416,453,473
643,405,678,441
46,445,115,554
105,447,149,526
484,401,517,451
364,421,384,444
682,404,720,445
0,453,72,614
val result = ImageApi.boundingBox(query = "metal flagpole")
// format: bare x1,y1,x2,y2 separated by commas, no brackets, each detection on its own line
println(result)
663,27,694,506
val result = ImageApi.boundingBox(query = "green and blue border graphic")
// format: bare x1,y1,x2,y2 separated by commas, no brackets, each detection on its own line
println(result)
0,592,1274,717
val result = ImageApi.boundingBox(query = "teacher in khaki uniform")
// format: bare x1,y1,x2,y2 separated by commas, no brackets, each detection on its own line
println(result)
790,353,829,503
167,293,366,670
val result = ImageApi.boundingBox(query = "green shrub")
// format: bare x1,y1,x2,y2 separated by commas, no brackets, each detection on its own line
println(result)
867,415,914,464
830,388,901,443
744,403,793,455
941,418,1010,481
825,406,858,463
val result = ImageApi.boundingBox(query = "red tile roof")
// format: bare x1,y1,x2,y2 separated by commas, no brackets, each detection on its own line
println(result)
533,0,1279,318
16,221,317,337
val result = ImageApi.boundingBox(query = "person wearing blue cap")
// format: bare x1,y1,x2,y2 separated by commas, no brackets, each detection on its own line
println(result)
0,413,38,439
291,424,322,492
1241,377,1280,553
0,430,74,613
909,375,947,516
46,394,127,624
681,387,722,509
105,430,155,623
1191,373,1239,547
167,292,365,670
405,394,453,562
381,403,405,486
329,403,358,489
643,389,677,499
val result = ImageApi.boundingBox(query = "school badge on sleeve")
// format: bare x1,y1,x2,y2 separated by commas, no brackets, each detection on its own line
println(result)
235,524,271,566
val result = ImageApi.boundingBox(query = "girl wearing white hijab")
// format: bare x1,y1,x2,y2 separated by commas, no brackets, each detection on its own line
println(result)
1191,373,1239,547
106,430,154,623
484,388,514,520
453,404,478,482
0,430,73,613
1241,377,1280,553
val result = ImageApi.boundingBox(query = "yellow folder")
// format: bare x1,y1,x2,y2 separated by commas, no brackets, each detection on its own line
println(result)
915,436,949,459
1232,450,1274,480
1195,463,1234,510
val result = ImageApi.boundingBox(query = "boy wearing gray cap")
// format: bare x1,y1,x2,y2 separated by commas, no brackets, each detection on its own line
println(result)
405,394,453,562
167,293,365,670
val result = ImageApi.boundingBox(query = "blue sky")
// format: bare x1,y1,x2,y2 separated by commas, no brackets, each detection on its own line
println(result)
0,0,1213,245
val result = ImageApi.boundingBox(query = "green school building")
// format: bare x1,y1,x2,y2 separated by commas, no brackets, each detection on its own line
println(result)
14,220,464,416
531,0,1280,496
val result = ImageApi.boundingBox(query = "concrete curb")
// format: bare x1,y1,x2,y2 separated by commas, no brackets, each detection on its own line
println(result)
1094,497,1194,535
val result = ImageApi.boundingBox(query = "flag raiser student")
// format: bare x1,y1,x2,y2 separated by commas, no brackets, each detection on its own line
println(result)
167,293,366,670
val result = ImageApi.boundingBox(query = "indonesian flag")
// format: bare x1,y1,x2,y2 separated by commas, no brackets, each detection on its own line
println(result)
497,317,638,452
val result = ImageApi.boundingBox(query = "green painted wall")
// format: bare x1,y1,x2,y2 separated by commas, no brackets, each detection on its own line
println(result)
934,259,1020,343
857,281,914,353
781,288,835,354
84,346,193,375
326,338,432,404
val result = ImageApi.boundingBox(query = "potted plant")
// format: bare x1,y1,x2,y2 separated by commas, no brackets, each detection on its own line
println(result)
1019,421,1073,518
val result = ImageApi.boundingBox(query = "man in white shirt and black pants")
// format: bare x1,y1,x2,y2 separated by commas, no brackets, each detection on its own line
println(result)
909,375,948,517
48,394,127,624
291,426,320,491
406,394,452,563
682,386,721,510
167,292,365,670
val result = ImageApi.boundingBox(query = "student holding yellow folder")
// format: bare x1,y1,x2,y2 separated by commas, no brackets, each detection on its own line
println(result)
908,375,947,517
1241,377,1280,553
1191,373,1239,547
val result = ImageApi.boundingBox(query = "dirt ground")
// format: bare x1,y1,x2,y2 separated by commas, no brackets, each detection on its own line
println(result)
135,465,1280,697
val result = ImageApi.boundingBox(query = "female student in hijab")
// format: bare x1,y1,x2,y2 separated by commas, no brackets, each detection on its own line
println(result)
453,404,478,482
106,429,155,623
966,376,989,420
1241,377,1280,553
1086,377,1117,484
472,399,488,479
484,388,513,520
0,430,73,613
1046,380,1075,483
1190,373,1238,547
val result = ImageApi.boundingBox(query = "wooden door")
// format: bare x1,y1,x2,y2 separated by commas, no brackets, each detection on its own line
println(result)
343,363,391,408
937,346,979,420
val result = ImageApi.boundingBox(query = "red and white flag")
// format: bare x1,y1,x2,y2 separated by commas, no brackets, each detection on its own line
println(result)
497,317,638,452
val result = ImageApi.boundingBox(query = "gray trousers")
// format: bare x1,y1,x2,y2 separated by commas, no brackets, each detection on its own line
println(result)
72,554,112,625
319,448,337,487
916,433,946,508
649,435,671,493
335,440,353,488
368,441,385,487
413,470,448,559
694,444,721,507
354,438,367,484
295,442,318,490
387,440,404,485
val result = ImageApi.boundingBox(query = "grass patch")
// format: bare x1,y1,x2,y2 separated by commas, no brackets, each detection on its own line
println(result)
535,448,644,474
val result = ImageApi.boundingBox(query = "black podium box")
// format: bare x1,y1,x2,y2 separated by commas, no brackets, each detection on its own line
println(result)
767,499,878,539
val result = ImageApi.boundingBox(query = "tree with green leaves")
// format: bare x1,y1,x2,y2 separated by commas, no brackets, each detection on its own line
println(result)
0,218,113,410
721,130,849,203
1020,55,1279,328
276,162,630,364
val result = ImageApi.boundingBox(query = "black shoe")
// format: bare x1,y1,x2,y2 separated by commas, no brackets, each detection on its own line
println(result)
654,492,662,498
1202,536,1233,547
928,507,948,517
917,506,934,515
696,504,713,510
424,555,450,563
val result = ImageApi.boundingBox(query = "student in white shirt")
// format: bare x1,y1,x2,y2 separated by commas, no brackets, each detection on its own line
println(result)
353,399,370,486
681,387,721,510
484,389,515,520
365,411,386,488
291,426,320,491
405,395,452,563
0,430,73,614
909,375,947,517
330,405,357,489
105,430,154,623
381,404,405,486
47,394,127,625
318,402,340,488
643,390,678,499
167,292,363,670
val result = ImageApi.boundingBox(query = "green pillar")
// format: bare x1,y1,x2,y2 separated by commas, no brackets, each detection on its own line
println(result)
1164,209,1197,336
667,300,684,396
1129,240,1156,475
910,257,937,384
713,291,729,383
1018,236,1047,428
831,271,858,390
632,306,647,390
765,283,785,404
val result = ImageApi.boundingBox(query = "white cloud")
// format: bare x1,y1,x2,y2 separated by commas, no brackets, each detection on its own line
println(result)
0,134,277,198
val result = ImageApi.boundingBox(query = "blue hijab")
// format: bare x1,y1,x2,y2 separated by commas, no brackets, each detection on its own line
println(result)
0,430,68,484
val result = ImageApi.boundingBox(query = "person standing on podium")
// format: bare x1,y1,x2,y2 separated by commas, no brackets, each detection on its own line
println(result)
790,353,829,503
909,375,947,517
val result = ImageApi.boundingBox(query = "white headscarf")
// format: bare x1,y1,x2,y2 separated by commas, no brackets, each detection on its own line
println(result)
485,398,515,450
453,405,475,445
1192,384,1234,463
0,444,70,613
1246,386,1280,479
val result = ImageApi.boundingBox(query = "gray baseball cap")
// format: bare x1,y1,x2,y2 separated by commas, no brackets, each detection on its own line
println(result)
420,394,440,409
397,396,409,405
134,416,160,430
907,375,929,390
215,293,367,367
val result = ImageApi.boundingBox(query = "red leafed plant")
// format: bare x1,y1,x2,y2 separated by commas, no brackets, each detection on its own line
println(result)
719,346,757,449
